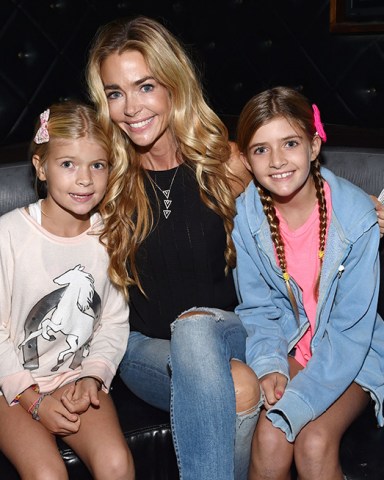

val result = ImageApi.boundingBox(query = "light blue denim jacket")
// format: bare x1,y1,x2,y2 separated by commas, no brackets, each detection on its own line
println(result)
233,167,384,441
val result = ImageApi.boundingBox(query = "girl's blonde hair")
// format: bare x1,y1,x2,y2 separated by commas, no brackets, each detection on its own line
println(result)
237,86,327,318
86,16,236,299
30,101,111,196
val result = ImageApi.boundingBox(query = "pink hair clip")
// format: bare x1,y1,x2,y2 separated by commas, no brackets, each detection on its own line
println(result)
312,104,327,142
34,109,50,144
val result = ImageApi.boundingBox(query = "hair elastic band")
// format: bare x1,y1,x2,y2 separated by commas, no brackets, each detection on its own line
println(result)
282,271,300,323
34,109,50,144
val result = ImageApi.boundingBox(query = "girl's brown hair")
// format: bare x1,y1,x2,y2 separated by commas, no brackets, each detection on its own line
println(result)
237,86,327,318
86,16,236,299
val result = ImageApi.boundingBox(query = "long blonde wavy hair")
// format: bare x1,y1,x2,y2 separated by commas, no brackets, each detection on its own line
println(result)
86,16,236,299
237,87,327,319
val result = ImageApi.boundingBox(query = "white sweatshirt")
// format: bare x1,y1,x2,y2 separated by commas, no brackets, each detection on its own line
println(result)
0,203,129,405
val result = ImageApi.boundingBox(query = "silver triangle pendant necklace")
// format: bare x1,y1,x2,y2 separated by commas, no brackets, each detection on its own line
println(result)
150,166,180,219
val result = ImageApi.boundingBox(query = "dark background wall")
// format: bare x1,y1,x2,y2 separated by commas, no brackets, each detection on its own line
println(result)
1,0,384,149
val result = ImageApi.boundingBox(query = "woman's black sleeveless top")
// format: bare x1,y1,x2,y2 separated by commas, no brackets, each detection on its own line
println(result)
129,164,238,340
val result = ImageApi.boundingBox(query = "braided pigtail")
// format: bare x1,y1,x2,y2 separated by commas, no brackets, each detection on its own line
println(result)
257,185,300,323
312,158,327,299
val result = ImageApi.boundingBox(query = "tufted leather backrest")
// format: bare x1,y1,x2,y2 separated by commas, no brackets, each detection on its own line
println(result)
1,0,384,147
0,161,36,216
1,143,383,216
321,147,384,197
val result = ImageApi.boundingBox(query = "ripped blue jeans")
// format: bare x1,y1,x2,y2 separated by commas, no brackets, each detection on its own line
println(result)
119,308,260,480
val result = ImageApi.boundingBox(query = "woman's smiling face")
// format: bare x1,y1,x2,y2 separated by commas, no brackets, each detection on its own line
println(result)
100,50,173,151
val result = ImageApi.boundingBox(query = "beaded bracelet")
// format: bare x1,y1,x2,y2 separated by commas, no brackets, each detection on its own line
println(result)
14,384,39,404
28,393,49,421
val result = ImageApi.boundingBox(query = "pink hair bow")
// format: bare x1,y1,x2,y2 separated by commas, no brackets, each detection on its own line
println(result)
34,109,50,144
312,104,327,142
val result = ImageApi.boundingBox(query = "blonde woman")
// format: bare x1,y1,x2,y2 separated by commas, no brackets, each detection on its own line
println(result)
86,16,261,480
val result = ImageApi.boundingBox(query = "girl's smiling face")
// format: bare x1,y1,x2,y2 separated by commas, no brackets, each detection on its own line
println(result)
242,116,321,203
33,137,109,222
100,50,173,152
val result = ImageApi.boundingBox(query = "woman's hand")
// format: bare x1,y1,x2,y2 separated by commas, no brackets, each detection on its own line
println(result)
371,196,384,238
260,372,287,410
61,378,101,415
226,141,253,197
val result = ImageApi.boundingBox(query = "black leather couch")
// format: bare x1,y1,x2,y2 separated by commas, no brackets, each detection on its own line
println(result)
1,143,384,479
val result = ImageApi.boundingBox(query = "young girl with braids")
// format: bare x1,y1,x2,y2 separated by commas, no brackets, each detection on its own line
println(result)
233,86,384,480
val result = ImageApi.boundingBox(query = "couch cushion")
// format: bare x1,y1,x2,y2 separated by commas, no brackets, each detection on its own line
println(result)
321,146,384,198
0,161,37,216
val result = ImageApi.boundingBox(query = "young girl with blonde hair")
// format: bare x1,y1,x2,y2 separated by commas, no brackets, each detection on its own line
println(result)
233,86,384,479
0,102,134,479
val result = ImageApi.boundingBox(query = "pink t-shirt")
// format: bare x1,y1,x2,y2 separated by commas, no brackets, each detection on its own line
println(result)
276,182,331,367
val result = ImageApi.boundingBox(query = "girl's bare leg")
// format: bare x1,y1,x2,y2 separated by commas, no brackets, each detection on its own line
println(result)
60,389,134,480
248,357,299,480
248,356,369,480
0,395,68,480
248,408,293,480
294,381,369,480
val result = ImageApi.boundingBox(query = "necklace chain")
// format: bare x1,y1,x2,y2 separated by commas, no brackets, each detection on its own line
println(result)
150,166,180,219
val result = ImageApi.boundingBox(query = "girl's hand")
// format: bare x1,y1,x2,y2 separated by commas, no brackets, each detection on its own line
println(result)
371,195,384,238
37,394,81,436
260,372,288,410
61,378,100,414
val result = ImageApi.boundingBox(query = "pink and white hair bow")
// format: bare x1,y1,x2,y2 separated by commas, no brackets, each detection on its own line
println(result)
312,104,327,142
34,109,50,144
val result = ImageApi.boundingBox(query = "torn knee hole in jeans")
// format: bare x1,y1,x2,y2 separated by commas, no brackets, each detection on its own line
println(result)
237,396,264,418
237,404,259,416
170,308,225,332
177,310,214,320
